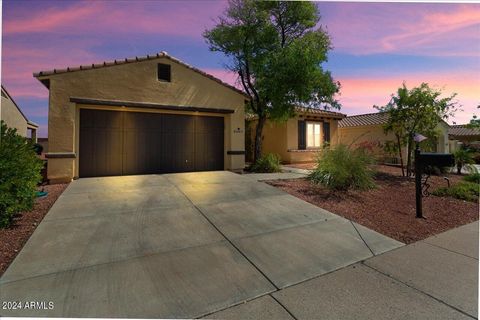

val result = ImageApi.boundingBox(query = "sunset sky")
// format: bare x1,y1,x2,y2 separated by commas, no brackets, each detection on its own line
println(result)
2,0,480,137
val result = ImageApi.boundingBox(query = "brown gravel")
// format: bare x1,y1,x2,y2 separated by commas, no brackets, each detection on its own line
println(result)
266,165,478,244
0,183,68,276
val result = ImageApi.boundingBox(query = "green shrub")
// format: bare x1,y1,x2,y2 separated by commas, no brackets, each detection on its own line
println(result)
0,121,43,228
463,172,480,184
250,153,281,173
432,181,479,202
453,149,474,175
309,144,376,191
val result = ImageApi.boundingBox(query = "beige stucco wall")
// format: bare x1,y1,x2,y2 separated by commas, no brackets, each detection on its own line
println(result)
247,115,341,164
339,121,451,164
1,93,28,136
39,57,246,183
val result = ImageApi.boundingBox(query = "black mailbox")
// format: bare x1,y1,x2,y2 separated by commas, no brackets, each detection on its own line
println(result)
418,153,455,168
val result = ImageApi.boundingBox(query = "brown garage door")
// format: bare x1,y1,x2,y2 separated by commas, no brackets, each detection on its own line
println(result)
79,109,224,177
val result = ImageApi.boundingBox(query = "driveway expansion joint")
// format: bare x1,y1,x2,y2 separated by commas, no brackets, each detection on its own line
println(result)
165,175,280,291
0,239,229,286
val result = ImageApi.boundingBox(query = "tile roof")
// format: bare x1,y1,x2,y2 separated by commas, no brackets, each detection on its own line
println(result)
338,112,389,127
295,106,346,119
33,51,248,98
448,125,480,137
245,106,346,120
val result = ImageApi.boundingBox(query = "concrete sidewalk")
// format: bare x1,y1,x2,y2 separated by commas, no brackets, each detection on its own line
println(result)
206,222,479,319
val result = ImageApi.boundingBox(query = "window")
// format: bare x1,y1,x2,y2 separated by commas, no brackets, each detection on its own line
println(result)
157,63,171,82
306,122,321,148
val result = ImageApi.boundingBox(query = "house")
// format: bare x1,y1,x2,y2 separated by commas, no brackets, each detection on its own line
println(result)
1,85,38,141
246,107,346,163
448,125,480,150
338,112,450,164
33,52,247,183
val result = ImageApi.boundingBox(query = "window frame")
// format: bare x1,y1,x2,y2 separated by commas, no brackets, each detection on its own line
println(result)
306,121,322,149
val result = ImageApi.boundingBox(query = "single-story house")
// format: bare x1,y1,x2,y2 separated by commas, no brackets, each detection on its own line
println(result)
338,112,450,164
448,125,480,149
246,107,346,163
1,85,38,141
34,51,247,183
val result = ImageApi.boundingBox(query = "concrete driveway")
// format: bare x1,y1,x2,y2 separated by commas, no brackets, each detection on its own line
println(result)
0,171,402,318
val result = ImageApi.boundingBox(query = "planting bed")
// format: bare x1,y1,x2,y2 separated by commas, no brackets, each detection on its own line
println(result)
267,165,478,244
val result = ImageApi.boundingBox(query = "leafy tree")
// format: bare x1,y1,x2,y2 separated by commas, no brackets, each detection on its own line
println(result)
467,108,480,129
204,0,340,162
376,83,458,176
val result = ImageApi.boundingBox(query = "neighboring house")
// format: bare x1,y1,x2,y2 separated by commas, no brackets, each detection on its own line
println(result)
1,85,38,141
246,107,346,163
338,112,450,165
34,51,247,183
448,125,480,150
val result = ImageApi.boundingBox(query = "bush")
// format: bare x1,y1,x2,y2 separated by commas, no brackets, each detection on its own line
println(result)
453,149,474,175
463,172,480,184
250,153,281,173
432,181,479,202
309,144,376,191
0,121,43,228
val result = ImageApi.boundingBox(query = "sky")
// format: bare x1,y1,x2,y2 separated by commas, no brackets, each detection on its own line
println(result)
1,0,479,137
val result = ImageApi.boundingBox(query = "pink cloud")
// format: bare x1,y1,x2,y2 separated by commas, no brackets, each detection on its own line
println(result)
337,71,480,124
3,0,226,38
4,2,104,34
321,3,480,56
2,42,100,99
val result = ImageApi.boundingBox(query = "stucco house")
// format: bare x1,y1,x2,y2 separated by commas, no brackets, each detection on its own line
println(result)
1,85,38,141
448,125,480,150
246,107,346,163
338,112,450,164
34,52,247,183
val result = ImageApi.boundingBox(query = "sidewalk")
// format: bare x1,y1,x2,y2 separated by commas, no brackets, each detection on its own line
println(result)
206,221,479,319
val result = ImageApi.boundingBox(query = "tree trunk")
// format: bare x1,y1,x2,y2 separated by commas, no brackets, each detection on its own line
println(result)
396,134,405,177
254,114,267,163
406,137,413,177
457,163,462,175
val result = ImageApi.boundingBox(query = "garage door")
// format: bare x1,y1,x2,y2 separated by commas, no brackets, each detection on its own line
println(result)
79,109,224,177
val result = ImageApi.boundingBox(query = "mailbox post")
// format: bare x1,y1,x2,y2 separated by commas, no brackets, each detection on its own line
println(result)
414,141,455,218
415,145,423,218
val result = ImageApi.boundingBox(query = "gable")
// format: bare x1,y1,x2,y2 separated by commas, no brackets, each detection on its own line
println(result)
36,55,246,110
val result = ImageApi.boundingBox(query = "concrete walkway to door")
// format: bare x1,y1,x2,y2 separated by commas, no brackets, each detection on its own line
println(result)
0,171,402,318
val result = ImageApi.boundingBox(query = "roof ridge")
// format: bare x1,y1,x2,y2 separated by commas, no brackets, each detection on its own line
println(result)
33,51,248,98
344,111,386,118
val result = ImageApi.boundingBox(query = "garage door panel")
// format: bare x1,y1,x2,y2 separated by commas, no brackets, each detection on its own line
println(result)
79,110,123,177
80,109,224,177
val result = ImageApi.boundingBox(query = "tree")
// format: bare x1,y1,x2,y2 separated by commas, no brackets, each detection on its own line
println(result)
204,0,340,162
376,83,458,176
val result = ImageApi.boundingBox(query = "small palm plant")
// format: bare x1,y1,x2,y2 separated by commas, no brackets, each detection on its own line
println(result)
453,149,474,175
